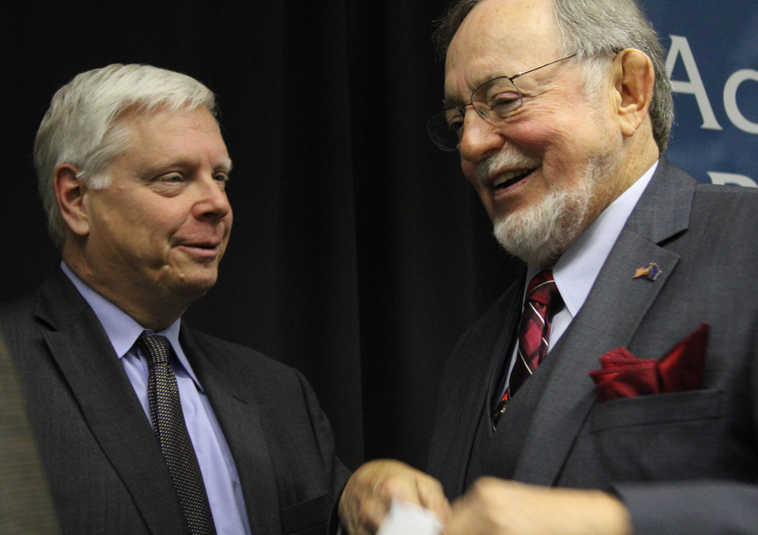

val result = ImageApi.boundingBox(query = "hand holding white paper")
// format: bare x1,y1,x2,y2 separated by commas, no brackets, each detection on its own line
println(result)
376,500,442,535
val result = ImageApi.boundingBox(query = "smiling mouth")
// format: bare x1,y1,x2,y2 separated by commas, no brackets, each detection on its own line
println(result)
184,243,219,250
177,239,222,249
491,167,538,191
176,243,223,261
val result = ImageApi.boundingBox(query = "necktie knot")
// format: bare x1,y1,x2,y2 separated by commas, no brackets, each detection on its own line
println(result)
139,333,172,365
526,270,562,310
519,270,562,361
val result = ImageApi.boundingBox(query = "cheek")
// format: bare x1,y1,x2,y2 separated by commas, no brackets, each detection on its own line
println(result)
517,113,583,159
511,105,572,143
126,212,182,261
224,206,234,234
150,200,193,235
461,159,478,185
507,120,550,146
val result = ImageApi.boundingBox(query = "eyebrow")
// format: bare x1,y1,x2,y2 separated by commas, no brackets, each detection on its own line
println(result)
141,156,234,179
216,157,233,173
441,96,463,110
441,71,507,110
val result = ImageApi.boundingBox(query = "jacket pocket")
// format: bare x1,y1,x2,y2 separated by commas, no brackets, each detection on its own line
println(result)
562,389,735,484
590,388,723,432
280,494,333,535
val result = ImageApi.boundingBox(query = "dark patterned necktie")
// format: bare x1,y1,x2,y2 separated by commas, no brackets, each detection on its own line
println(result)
495,270,563,422
138,333,214,535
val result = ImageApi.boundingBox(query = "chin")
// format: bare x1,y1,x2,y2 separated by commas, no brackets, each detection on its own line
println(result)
493,183,592,268
169,270,219,299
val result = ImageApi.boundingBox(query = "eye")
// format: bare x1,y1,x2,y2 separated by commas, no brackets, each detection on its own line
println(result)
213,172,230,190
155,173,184,183
488,93,521,118
146,172,185,196
480,79,521,119
445,109,465,138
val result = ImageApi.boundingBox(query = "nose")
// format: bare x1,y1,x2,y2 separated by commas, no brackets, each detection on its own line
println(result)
192,174,232,223
457,107,504,164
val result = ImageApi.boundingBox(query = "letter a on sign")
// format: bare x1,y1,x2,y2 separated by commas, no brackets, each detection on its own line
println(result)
666,35,723,131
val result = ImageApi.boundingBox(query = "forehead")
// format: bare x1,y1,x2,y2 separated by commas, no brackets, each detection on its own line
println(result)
119,106,230,166
444,0,563,98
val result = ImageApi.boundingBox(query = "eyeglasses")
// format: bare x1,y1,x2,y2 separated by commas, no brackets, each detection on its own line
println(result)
427,53,577,152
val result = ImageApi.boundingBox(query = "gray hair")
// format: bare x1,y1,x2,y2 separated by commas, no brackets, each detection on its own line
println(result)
34,63,217,247
432,0,673,153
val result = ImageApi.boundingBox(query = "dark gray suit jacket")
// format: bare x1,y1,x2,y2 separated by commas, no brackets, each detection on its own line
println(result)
0,269,349,535
427,160,758,533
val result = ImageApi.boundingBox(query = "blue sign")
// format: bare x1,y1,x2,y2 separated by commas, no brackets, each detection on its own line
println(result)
642,1,757,186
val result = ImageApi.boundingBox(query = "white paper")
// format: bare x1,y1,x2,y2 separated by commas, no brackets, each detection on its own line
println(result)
377,500,442,535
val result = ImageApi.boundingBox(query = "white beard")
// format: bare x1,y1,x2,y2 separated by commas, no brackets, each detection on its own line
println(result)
491,155,611,268
493,179,591,268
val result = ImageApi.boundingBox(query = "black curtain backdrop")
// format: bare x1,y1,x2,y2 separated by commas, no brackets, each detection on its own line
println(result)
3,2,518,471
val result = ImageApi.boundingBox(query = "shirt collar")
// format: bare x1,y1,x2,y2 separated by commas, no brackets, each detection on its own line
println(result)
532,160,658,316
60,262,204,391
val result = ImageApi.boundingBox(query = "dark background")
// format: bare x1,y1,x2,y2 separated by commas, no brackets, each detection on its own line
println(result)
2,2,516,471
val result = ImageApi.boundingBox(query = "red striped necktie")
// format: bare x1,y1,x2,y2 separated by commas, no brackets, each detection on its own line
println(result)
495,270,563,423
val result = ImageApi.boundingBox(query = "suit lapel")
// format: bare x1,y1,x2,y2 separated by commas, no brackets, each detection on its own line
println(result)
181,328,280,534
512,160,695,485
37,272,185,534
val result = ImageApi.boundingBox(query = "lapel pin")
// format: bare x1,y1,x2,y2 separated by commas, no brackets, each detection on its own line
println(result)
633,262,661,281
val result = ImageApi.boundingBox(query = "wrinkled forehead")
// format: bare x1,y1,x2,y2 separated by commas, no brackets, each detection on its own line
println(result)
444,0,563,98
117,106,231,168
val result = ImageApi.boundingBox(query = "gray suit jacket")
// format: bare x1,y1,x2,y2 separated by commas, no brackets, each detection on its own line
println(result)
0,335,59,534
427,160,758,533
0,270,349,535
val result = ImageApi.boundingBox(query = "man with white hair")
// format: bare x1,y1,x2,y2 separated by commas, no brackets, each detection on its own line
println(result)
338,0,758,533
1,63,348,534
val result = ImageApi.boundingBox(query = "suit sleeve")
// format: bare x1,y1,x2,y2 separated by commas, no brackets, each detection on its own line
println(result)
294,370,352,498
279,370,350,535
615,482,758,534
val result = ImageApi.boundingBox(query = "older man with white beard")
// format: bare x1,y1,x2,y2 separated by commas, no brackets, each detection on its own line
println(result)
337,0,758,534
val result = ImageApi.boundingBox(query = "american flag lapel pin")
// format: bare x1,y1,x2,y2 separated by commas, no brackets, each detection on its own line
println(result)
633,262,661,281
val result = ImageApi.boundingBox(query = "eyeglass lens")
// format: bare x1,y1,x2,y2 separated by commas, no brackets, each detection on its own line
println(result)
427,76,522,151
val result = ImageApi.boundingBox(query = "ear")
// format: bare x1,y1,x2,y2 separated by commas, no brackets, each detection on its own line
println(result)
612,48,655,137
53,163,91,237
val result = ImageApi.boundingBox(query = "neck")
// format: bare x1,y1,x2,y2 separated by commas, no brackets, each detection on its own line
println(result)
617,137,660,195
592,134,660,223
62,245,188,331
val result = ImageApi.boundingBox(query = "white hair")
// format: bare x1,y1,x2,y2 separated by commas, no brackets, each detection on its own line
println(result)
34,63,217,247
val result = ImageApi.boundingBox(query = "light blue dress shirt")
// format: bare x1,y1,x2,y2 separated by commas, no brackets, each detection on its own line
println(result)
61,262,252,535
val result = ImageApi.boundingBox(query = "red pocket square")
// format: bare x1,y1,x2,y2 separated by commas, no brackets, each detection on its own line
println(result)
589,323,709,401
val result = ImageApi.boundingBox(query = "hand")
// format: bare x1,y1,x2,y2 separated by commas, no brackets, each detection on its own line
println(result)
443,478,632,535
338,459,451,535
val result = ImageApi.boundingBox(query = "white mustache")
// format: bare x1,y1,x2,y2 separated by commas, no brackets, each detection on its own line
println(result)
474,149,540,188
